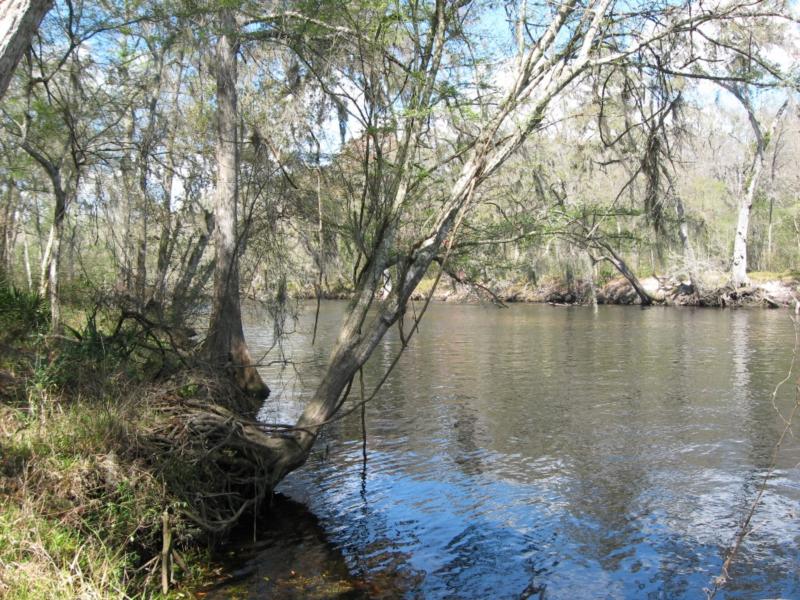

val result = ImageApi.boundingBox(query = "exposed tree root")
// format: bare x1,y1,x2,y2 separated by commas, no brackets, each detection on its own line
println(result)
139,369,296,536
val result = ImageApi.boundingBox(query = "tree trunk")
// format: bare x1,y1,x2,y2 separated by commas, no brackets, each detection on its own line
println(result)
0,0,52,99
731,172,757,288
154,54,185,305
728,93,788,287
22,230,32,290
672,180,700,293
171,212,212,322
134,46,167,308
21,141,69,329
47,183,66,331
38,221,54,294
595,240,653,305
1,180,18,274
204,10,268,398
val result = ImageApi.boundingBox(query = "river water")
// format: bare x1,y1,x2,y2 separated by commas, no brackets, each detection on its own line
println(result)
225,302,800,599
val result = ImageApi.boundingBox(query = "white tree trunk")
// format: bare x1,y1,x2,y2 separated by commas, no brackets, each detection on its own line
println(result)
728,92,788,288
730,175,757,288
0,0,52,98
38,221,53,294
22,230,32,290
154,55,185,305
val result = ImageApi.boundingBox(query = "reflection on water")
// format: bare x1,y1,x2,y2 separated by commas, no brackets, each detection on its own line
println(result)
237,303,800,599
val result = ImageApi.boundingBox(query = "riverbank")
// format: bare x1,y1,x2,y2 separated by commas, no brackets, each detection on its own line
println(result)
428,272,800,308
0,294,381,599
294,270,800,309
0,292,251,598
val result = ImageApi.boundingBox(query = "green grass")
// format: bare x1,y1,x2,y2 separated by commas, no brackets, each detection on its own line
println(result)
0,392,213,599
0,290,213,599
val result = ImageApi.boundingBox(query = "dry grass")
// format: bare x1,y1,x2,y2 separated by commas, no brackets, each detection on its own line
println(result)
0,336,214,598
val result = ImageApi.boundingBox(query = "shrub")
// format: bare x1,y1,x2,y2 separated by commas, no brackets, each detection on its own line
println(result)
0,276,49,342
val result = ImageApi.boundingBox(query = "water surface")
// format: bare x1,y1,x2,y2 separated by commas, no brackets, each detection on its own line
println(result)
236,303,800,599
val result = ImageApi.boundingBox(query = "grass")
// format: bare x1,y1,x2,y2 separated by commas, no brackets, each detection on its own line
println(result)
0,503,129,599
747,270,800,284
0,402,136,598
0,285,215,599
0,394,208,599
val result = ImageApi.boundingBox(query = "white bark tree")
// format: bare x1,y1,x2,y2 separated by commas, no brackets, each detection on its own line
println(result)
725,86,789,287
0,0,52,98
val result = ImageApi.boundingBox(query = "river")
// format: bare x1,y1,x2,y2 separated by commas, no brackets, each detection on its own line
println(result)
212,302,800,599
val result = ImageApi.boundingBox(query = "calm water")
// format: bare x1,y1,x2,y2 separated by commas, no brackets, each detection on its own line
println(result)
236,303,800,599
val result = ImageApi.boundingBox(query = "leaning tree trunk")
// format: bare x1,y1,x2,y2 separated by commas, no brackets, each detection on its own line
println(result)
594,239,653,305
0,0,52,99
204,10,269,398
154,0,698,530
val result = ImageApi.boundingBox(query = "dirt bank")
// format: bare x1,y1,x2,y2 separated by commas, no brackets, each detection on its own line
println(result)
415,272,800,309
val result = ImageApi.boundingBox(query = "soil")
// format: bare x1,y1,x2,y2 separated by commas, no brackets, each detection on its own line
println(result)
417,274,800,309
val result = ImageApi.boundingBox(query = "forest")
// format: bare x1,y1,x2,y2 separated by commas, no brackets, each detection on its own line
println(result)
0,0,799,598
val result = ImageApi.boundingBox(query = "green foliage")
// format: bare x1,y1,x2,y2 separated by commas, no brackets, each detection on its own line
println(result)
0,277,49,341
44,313,123,390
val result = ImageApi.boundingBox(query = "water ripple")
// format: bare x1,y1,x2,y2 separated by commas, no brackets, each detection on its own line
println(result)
243,303,800,599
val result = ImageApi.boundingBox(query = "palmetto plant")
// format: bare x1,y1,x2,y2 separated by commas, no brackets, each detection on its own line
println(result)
0,276,49,340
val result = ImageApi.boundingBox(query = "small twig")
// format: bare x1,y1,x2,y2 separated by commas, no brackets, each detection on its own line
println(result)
161,510,172,595
705,315,800,599
359,368,367,464
433,257,509,307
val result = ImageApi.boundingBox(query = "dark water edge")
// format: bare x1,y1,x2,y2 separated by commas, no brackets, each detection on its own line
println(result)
202,494,372,599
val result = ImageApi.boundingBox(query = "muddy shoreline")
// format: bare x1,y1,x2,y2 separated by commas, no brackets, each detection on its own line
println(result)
288,273,800,309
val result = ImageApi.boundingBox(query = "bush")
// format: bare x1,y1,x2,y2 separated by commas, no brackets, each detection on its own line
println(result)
0,276,49,342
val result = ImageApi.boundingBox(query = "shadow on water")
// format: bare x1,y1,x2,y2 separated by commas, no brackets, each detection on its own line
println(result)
202,493,373,599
